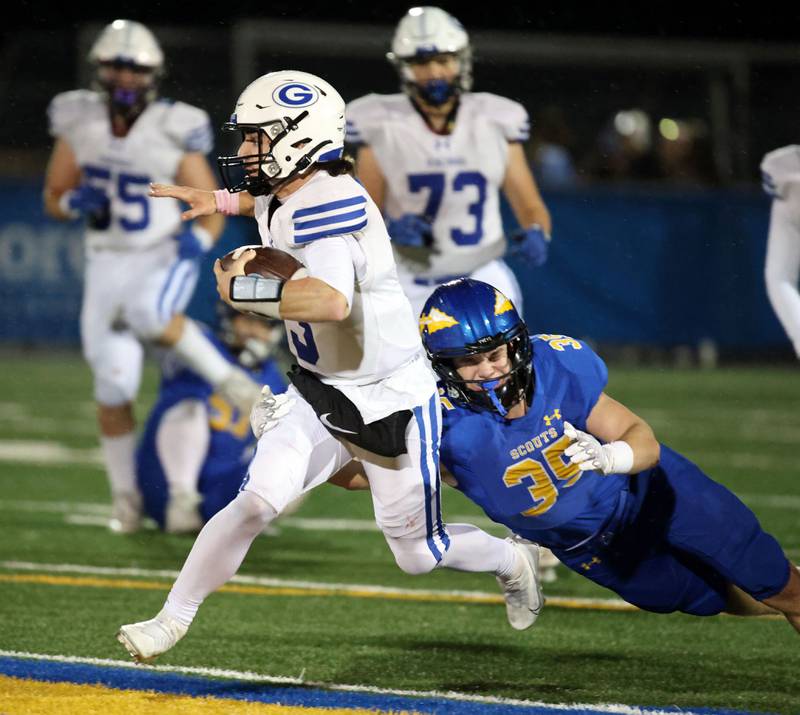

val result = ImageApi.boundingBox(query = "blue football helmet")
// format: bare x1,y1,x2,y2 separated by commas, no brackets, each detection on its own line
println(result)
420,278,532,416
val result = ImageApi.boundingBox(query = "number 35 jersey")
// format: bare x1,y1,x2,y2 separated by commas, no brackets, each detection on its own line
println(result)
47,89,213,252
346,92,529,278
440,335,628,550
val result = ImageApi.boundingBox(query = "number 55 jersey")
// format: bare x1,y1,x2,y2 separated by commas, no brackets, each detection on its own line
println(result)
47,89,213,252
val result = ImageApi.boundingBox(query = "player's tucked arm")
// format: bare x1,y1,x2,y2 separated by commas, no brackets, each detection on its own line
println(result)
354,146,386,210
43,138,82,220
214,240,353,323
175,153,225,241
502,143,552,235
584,393,660,472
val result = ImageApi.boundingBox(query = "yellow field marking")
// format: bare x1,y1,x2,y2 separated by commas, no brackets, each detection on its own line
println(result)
0,572,638,611
0,675,418,714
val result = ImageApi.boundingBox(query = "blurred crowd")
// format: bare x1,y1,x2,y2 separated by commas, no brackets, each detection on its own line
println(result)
529,105,719,190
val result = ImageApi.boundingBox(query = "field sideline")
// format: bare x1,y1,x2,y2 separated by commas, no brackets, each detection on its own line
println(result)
0,352,797,714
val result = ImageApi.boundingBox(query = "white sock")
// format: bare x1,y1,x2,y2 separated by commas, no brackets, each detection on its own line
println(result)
100,432,138,496
172,318,234,386
164,491,277,627
437,523,517,577
156,400,209,497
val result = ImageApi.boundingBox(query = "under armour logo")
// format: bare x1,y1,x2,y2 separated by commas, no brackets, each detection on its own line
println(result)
580,556,602,571
542,408,562,427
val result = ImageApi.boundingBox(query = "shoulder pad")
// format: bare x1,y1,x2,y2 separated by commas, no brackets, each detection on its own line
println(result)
289,175,369,245
761,145,800,199
470,92,530,143
345,93,401,145
533,333,608,390
47,90,103,138
161,100,214,154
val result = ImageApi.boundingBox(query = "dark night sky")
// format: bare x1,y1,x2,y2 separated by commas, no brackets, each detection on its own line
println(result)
7,2,800,44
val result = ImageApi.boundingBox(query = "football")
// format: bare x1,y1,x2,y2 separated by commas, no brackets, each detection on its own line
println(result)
219,245,305,281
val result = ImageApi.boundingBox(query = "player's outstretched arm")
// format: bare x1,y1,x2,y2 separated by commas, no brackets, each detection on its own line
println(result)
150,183,256,221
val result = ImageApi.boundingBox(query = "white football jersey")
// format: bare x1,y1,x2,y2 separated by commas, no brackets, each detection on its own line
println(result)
253,171,423,392
48,89,213,252
346,92,529,278
761,145,800,201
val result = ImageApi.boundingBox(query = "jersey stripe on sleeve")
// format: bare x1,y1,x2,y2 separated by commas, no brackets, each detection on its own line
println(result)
292,195,368,243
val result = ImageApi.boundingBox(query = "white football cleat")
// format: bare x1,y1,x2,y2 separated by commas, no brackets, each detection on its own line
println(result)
117,608,188,663
218,368,262,415
109,491,142,534
165,490,203,534
497,537,543,630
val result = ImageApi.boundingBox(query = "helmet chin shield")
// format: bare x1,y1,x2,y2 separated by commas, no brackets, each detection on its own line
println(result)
216,71,345,196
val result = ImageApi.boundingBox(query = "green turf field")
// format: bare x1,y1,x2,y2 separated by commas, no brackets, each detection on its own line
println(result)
0,352,798,713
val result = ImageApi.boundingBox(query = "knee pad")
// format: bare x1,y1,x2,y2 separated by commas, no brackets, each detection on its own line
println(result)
91,332,143,405
229,490,278,537
384,534,442,575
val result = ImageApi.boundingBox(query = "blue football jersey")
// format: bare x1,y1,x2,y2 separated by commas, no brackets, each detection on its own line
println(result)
137,328,286,526
440,334,627,550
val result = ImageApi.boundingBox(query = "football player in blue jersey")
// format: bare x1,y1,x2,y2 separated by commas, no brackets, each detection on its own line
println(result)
136,306,287,534
417,278,800,631
333,278,800,632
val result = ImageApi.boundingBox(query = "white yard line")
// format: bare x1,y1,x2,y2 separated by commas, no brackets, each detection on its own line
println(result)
0,441,102,466
0,649,712,715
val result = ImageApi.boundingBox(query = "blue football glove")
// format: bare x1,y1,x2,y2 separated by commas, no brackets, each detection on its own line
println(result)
61,183,109,218
386,214,432,247
509,224,550,267
174,224,214,260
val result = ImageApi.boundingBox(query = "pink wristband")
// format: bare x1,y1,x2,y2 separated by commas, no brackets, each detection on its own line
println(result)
213,189,240,216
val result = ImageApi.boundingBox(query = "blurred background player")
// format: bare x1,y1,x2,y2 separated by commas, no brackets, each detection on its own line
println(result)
416,279,800,632
137,306,287,534
345,6,553,319
761,145,800,360
43,19,263,534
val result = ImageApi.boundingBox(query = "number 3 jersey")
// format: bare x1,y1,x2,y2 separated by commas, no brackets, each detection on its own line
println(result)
440,335,628,550
346,92,529,279
253,171,432,421
47,89,213,252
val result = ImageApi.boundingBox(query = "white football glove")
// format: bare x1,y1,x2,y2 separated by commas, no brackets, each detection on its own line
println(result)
563,421,634,475
249,386,295,439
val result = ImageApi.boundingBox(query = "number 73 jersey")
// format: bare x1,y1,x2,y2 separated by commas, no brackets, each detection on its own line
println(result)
47,89,213,252
439,335,629,550
346,92,529,273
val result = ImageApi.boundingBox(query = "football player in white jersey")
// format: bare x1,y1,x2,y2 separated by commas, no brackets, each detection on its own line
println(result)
43,20,263,534
346,6,553,320
761,146,800,359
117,70,543,662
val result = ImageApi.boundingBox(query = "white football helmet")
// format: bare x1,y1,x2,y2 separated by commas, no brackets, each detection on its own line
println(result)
89,19,164,69
218,70,346,196
387,6,472,105
89,20,164,120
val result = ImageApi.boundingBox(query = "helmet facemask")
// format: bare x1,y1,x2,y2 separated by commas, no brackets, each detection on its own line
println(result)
94,59,160,126
430,325,533,417
218,111,332,197
396,49,472,108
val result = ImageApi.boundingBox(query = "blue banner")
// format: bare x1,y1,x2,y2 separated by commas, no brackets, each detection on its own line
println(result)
0,179,787,351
